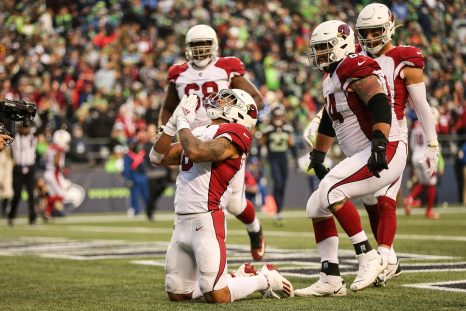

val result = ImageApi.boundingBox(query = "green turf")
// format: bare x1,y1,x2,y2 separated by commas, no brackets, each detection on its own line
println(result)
0,207,465,311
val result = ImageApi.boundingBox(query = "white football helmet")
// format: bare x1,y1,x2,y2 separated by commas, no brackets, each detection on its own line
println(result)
185,24,219,68
308,20,355,72
356,3,395,55
204,89,258,130
53,129,71,151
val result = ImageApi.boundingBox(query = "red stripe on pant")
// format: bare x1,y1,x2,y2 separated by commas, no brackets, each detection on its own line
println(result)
327,141,399,204
211,210,226,290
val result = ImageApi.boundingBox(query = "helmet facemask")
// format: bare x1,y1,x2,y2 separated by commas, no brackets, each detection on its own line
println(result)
186,40,218,68
308,38,339,72
356,22,393,55
204,89,257,129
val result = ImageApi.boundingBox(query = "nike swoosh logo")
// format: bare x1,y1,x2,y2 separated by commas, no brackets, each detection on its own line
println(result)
357,60,366,66
417,52,422,55
243,132,250,139
334,286,344,294
195,226,203,231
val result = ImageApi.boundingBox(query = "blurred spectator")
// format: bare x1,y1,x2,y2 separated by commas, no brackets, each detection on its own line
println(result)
123,134,149,217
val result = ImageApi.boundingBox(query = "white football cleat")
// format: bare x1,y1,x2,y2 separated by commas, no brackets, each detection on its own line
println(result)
350,249,387,292
260,264,294,298
295,273,346,297
230,263,257,278
374,259,401,287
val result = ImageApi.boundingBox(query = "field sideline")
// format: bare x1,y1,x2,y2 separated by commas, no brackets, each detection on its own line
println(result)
1,206,465,311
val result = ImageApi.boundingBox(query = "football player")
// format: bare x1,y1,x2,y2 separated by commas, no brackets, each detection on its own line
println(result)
404,108,441,219
151,90,293,303
158,24,265,260
355,2,439,281
302,3,440,285
295,20,407,297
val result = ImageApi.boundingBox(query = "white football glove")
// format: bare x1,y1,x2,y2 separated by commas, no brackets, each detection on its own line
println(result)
420,142,439,177
176,94,199,131
303,117,321,151
163,95,189,136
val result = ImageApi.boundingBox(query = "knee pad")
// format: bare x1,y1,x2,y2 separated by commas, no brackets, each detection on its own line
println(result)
363,194,378,206
306,189,331,219
225,190,246,216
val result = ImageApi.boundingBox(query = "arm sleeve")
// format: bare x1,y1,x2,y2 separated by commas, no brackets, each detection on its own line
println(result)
317,109,335,137
407,82,438,144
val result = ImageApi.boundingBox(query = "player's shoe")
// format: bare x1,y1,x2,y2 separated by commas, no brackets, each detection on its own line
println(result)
374,259,402,287
230,263,257,278
403,197,414,216
425,210,440,220
295,273,346,297
260,264,294,298
248,226,265,261
350,250,386,292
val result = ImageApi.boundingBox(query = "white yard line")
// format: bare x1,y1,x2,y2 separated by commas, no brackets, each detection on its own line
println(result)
27,225,466,242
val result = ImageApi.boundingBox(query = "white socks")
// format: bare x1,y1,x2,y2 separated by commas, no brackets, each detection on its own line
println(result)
349,231,368,245
317,236,339,263
228,275,268,302
247,217,261,233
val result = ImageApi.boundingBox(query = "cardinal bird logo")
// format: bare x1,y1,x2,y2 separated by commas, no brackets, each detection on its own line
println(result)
337,24,350,39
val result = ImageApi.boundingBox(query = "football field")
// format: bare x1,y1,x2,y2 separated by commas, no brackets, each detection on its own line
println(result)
1,207,465,311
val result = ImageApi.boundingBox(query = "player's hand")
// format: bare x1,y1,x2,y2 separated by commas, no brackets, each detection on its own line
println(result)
176,94,198,131
307,150,329,180
163,95,189,136
0,133,13,151
420,142,439,177
303,119,320,150
367,130,388,178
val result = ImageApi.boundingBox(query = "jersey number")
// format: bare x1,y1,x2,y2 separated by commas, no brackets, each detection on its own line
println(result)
327,94,344,123
181,154,193,171
185,81,219,98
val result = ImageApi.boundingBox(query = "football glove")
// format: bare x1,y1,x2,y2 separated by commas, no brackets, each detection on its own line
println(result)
420,141,439,177
163,95,189,136
367,130,388,178
307,150,329,180
176,94,198,131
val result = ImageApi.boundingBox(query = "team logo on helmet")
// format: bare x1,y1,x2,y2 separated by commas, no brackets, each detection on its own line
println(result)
337,24,351,39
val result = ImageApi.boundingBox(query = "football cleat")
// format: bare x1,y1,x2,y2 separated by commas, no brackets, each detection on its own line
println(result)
260,264,294,298
403,197,413,216
350,250,387,292
374,259,402,287
295,273,347,297
248,226,266,261
230,263,257,278
425,210,440,220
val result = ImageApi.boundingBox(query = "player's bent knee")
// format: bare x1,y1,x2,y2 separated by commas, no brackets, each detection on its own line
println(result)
165,274,186,295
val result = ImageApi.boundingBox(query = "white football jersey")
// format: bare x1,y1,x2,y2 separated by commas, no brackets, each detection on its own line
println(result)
45,144,65,172
410,120,427,164
322,53,401,157
174,123,252,214
167,57,246,128
370,45,425,143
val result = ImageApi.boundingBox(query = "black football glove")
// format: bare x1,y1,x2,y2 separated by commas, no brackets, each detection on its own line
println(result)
367,130,388,178
307,150,329,180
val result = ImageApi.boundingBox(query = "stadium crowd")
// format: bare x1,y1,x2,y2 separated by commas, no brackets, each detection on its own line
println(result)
0,0,465,217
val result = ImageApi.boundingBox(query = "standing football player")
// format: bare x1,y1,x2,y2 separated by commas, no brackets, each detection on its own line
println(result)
404,112,440,219
158,25,265,260
151,91,293,303
295,20,406,297
355,2,439,281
